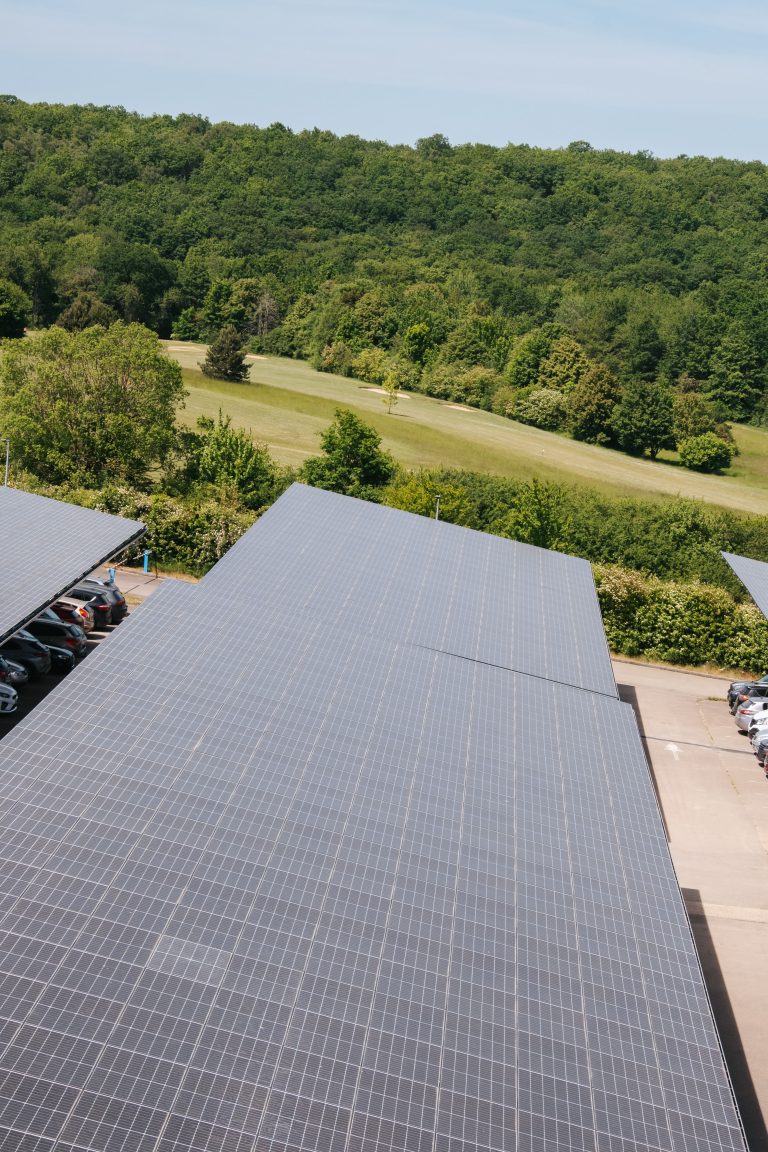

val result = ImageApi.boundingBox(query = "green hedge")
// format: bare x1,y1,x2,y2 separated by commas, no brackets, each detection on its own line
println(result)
594,564,768,674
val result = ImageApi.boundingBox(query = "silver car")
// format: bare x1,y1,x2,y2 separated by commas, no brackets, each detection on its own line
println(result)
0,683,17,714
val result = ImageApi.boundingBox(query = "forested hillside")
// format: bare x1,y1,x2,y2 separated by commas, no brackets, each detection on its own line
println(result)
2,94,768,438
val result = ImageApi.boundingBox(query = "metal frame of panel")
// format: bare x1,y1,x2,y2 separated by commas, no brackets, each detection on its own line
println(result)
0,488,746,1152
0,487,146,643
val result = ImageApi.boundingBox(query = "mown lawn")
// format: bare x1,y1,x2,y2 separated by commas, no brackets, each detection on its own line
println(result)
169,346,768,512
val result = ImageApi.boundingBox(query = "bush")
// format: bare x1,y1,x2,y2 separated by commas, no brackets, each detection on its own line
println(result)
511,388,565,429
594,564,768,673
383,472,473,525
678,431,735,473
419,364,501,409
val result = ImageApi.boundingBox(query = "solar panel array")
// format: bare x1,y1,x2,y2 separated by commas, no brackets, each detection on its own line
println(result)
721,551,768,624
0,487,146,643
0,485,746,1152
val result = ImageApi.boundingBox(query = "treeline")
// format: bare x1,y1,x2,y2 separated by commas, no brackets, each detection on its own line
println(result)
3,97,768,455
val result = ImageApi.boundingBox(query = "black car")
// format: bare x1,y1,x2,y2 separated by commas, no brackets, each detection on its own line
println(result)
67,587,114,628
729,681,768,713
0,631,52,676
78,578,128,623
728,673,768,710
25,617,87,657
44,645,75,674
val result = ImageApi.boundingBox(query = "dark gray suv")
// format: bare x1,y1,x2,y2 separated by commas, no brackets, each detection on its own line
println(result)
25,617,87,658
0,631,52,676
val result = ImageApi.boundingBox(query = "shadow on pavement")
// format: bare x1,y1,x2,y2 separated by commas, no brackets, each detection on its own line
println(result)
683,887,768,1152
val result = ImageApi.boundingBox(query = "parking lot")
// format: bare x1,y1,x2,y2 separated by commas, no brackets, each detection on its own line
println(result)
0,566,191,734
616,657,768,1152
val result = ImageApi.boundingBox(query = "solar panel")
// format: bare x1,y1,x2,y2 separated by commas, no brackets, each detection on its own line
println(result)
721,551,768,622
201,485,617,698
0,488,746,1152
0,487,146,643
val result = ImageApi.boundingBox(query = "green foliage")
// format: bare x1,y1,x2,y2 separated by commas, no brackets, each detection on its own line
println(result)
4,99,768,423
352,347,388,384
383,472,473,525
705,320,764,419
489,479,571,551
672,390,717,442
0,323,183,485
611,380,675,458
403,322,435,364
566,363,622,444
174,307,198,340
621,319,664,382
300,408,397,497
419,364,501,409
537,336,592,394
510,388,566,430
199,325,249,382
504,325,568,389
678,431,735,473
594,564,768,673
0,277,31,336
179,411,281,507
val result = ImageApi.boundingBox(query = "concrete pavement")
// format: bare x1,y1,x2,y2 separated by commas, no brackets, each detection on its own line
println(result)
614,657,768,1152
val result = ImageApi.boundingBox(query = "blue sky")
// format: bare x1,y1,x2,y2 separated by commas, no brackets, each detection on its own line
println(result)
4,0,768,159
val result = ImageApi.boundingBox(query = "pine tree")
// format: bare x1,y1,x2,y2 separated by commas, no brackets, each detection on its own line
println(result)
622,319,665,381
706,321,764,420
199,325,249,382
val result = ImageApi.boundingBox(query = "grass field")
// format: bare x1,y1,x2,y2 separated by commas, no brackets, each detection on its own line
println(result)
166,344,768,513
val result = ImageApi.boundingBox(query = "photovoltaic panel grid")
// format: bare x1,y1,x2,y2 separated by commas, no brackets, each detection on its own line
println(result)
201,485,617,699
0,488,746,1152
0,487,146,643
721,551,768,623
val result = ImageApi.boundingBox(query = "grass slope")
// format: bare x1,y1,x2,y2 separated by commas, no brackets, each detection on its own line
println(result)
169,345,768,511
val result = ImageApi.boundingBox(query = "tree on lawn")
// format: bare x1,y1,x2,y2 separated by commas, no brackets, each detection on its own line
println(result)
300,408,397,498
566,363,622,445
200,325,249,382
612,380,675,458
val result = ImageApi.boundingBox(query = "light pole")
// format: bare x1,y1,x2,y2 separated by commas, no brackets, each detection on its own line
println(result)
1,440,8,486
435,495,440,521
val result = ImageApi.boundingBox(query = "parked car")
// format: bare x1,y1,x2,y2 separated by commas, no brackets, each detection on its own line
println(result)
80,577,128,623
728,674,768,710
748,712,768,738
735,699,768,731
66,587,113,628
0,684,17,715
44,645,75,674
0,632,51,676
730,684,768,715
48,598,95,633
2,658,27,687
25,617,87,658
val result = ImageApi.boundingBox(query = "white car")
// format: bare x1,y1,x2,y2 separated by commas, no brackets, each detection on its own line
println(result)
735,699,768,731
749,712,768,737
0,683,17,714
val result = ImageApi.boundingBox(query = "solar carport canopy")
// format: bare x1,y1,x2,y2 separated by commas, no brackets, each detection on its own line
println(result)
722,550,768,623
0,486,145,643
0,485,745,1152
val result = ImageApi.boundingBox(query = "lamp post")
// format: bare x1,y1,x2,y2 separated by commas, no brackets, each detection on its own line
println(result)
435,495,440,521
1,440,8,486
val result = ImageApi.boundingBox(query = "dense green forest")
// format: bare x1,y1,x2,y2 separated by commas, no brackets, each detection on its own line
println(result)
2,95,768,446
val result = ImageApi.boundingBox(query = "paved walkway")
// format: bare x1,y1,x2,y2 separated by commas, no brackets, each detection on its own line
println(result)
88,564,199,601
614,658,768,1151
